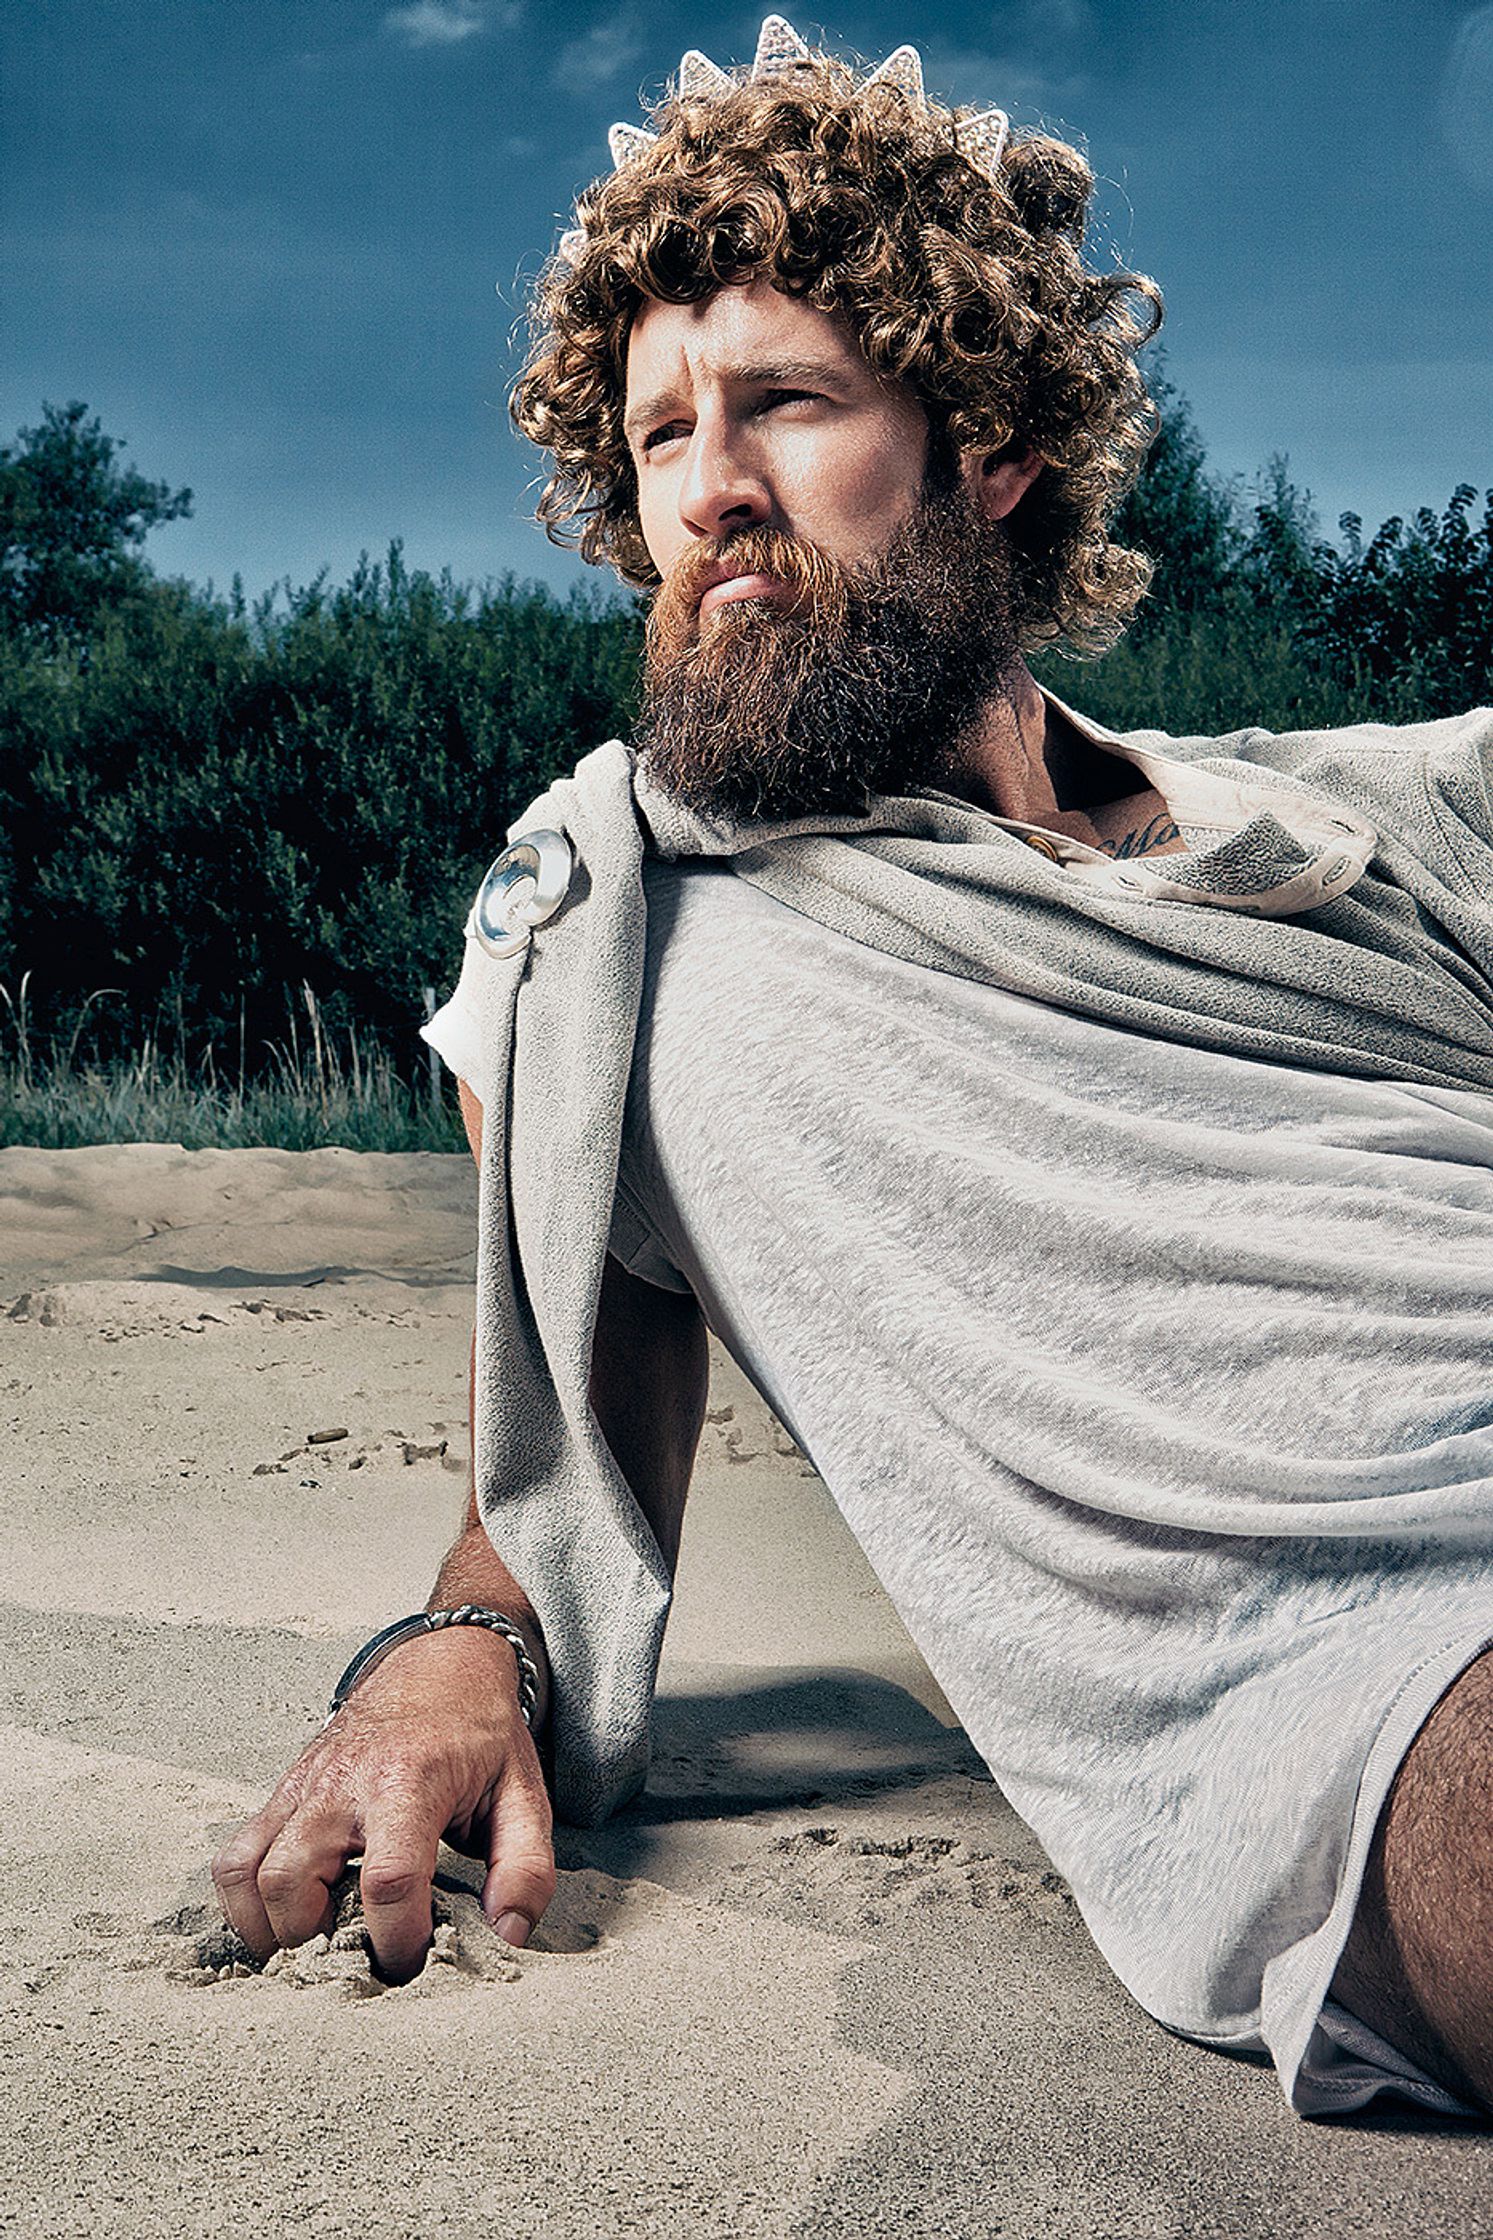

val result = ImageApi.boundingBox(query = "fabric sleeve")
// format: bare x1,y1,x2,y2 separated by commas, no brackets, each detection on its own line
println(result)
606,1163,694,1294
422,926,693,1295
1423,708,1493,877
419,917,491,1104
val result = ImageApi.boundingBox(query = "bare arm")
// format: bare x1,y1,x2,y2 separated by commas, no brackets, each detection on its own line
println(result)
213,1074,708,1979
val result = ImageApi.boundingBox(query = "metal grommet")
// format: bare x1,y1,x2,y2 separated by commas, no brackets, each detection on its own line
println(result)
1022,832,1062,863
472,828,573,959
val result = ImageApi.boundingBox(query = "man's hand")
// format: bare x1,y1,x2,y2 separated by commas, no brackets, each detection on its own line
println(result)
211,1625,555,1981
213,1068,706,1980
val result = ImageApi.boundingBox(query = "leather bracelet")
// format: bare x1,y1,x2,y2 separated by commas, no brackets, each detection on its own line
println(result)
325,1605,541,1729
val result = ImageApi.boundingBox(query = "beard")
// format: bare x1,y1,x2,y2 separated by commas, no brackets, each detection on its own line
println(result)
633,478,1024,822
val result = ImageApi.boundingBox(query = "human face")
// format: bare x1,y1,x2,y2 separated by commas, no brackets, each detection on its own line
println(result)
624,278,1030,823
625,278,932,598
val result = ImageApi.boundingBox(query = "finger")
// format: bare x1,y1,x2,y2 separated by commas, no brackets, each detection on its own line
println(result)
480,1765,556,1947
358,1809,442,1984
212,1798,298,1961
258,1809,360,1952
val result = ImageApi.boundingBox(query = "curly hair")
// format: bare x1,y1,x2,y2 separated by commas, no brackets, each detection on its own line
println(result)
510,53,1164,653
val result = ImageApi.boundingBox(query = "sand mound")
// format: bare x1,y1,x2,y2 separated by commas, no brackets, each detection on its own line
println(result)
130,1865,539,1993
1,1142,479,1293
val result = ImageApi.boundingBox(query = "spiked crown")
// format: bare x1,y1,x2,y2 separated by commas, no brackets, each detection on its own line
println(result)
558,15,1010,261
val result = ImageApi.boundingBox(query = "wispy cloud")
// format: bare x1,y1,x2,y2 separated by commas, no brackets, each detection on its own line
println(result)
553,11,642,94
915,41,1084,119
1022,0,1094,41
383,0,491,50
1441,5,1493,189
913,0,1097,121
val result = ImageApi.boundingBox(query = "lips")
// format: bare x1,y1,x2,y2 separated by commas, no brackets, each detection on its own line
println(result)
697,570,783,618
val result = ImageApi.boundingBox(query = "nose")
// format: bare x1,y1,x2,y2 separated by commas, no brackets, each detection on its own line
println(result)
676,411,772,541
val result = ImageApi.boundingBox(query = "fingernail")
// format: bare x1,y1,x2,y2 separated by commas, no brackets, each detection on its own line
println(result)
494,1909,532,1948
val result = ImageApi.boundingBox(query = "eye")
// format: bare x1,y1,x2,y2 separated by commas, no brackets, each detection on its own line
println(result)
640,420,689,454
636,389,824,458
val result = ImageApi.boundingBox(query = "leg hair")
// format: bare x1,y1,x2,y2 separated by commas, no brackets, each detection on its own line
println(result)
1331,1644,1493,2111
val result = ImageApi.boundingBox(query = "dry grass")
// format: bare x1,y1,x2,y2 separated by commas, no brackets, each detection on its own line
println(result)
0,977,463,1152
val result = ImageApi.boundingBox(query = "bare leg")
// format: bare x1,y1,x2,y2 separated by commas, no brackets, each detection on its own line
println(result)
1331,1643,1493,2111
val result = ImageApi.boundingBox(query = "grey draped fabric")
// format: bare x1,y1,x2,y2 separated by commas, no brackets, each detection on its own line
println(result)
466,705,1493,1825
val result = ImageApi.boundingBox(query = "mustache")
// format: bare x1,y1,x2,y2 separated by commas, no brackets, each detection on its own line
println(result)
646,527,852,662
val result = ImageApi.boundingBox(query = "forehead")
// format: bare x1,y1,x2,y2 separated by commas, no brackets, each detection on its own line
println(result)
624,279,868,399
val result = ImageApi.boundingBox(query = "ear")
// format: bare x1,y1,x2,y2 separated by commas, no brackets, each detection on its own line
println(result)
960,444,1044,523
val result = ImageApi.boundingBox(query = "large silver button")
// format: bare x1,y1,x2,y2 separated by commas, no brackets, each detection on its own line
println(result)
472,828,573,959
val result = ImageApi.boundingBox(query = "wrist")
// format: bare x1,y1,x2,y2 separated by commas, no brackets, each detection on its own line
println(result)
327,1606,544,1731
430,1524,552,1724
422,1621,543,1734
427,1599,548,1733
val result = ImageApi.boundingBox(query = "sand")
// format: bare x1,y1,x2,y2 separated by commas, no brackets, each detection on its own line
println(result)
3,1142,1492,2238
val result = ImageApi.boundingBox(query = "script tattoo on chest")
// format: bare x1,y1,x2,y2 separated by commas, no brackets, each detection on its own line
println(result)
1102,813,1182,861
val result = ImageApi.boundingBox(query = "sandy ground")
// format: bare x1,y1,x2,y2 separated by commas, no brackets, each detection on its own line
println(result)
3,1142,1492,2239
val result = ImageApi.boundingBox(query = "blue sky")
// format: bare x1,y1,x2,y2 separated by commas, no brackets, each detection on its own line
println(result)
5,0,1491,603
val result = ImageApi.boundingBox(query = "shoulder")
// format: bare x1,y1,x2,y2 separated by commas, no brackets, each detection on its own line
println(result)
642,855,777,925
1113,704,1491,772
1116,705,1493,858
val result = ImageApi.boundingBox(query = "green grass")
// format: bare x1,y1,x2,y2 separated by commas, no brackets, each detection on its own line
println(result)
0,977,465,1153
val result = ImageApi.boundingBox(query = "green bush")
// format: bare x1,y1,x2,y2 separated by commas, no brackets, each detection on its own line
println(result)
1,386,1488,1148
1035,587,1445,739
0,545,644,1072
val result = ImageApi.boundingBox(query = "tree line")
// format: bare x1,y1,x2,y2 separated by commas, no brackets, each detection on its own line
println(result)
1,390,1488,1078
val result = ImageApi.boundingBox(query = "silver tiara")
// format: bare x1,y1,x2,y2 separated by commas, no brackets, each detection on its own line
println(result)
556,15,1009,262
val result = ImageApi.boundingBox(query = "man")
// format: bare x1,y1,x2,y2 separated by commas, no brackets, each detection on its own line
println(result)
213,20,1493,2118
